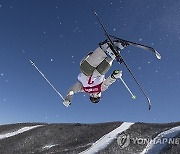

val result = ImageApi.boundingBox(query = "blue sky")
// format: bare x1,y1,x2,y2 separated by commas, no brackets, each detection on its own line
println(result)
0,0,180,124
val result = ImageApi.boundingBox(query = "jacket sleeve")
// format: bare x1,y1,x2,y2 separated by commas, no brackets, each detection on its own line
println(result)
65,81,84,102
101,75,116,92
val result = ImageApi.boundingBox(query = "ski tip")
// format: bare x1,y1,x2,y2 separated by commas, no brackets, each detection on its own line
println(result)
29,59,34,65
92,9,98,16
155,50,161,60
147,97,151,110
148,104,151,110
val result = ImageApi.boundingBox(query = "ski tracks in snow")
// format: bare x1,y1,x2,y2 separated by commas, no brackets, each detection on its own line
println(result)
80,122,134,154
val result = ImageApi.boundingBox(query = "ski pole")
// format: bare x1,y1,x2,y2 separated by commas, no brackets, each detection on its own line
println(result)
29,60,65,101
119,77,136,100
122,58,151,110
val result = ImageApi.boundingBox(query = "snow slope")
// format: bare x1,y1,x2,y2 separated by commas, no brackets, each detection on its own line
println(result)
80,122,134,154
0,122,180,154
140,126,180,154
0,125,43,140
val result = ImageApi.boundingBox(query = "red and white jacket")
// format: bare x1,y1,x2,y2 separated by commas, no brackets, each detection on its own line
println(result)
65,72,116,102
78,73,104,94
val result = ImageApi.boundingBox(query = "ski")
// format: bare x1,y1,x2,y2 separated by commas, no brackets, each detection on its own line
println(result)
94,11,123,63
109,35,161,60
30,60,65,101
93,10,152,110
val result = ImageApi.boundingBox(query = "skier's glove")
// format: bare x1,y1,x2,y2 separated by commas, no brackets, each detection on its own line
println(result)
63,100,71,107
111,70,122,79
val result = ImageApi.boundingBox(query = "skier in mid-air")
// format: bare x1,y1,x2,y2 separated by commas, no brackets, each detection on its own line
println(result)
63,39,127,107
30,35,160,110
30,11,161,110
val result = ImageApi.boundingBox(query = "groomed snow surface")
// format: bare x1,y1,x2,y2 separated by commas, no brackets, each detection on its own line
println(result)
80,122,134,154
141,126,180,154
